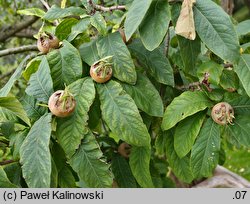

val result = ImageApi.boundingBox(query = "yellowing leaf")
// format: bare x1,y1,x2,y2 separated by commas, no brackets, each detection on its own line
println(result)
175,0,196,40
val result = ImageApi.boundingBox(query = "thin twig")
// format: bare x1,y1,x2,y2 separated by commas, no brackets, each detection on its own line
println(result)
88,0,126,12
0,160,15,166
39,0,50,10
0,45,38,57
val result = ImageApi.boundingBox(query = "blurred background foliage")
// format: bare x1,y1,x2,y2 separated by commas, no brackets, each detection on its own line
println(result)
0,0,250,181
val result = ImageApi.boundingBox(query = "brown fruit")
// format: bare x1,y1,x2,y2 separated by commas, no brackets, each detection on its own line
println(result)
48,90,76,117
90,56,113,83
211,102,234,125
37,32,60,54
118,142,131,158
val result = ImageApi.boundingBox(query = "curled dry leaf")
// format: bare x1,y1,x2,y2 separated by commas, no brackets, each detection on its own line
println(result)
175,0,196,40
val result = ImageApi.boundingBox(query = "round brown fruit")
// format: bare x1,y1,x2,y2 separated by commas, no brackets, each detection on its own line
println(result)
211,102,234,125
90,56,113,83
48,90,76,117
37,32,60,54
118,142,131,158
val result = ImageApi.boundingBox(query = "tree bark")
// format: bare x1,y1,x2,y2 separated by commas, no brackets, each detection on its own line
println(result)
221,0,234,15
0,45,38,57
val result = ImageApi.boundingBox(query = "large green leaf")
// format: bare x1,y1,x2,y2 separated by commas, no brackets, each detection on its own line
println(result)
162,91,212,131
128,39,174,86
191,118,220,178
97,80,151,146
124,0,152,40
166,131,194,183
69,132,113,187
21,94,47,121
22,56,42,81
236,19,250,37
58,165,76,187
122,73,163,117
178,36,201,75
235,54,250,97
47,40,82,89
55,18,78,40
68,17,90,42
194,0,240,63
0,97,30,126
96,32,136,84
0,55,33,97
90,12,107,36
56,78,95,158
43,5,86,21
20,113,52,187
139,0,170,51
0,166,18,188
227,95,250,115
226,115,250,148
79,40,99,66
17,8,45,17
25,57,54,102
129,146,154,188
111,154,137,188
174,111,206,158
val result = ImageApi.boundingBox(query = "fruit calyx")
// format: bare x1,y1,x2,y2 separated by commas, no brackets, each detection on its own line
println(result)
90,56,113,83
211,102,234,125
48,87,76,117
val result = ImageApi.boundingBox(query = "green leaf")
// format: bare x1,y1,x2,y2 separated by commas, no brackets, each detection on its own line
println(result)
47,40,82,89
68,17,90,42
194,0,240,63
20,94,47,121
97,80,151,146
155,130,168,156
20,113,52,187
79,40,100,66
55,18,78,40
58,165,76,187
226,115,250,148
0,166,18,188
0,97,31,126
18,8,45,17
236,19,250,37
69,131,113,187
0,55,33,97
178,36,201,74
96,32,137,84
191,118,220,178
90,12,107,36
43,5,86,21
220,70,239,91
162,91,212,131
10,129,28,160
165,131,194,183
3,163,22,187
174,111,206,158
122,73,163,117
197,61,224,85
111,154,137,188
235,54,250,97
128,39,174,86
50,157,58,187
26,57,54,102
124,0,152,40
129,146,154,188
227,95,250,115
56,78,95,158
139,0,170,51
22,57,42,81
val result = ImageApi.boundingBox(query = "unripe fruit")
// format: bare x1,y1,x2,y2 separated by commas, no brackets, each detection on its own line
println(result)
90,56,113,83
48,90,76,117
118,142,131,158
211,102,234,125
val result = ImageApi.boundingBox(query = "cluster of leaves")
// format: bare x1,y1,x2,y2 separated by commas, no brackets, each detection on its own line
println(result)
0,0,250,188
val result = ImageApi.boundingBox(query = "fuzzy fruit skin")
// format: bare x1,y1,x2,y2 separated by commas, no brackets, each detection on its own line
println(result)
48,90,76,117
90,66,112,83
211,102,234,125
118,142,131,158
37,34,60,54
